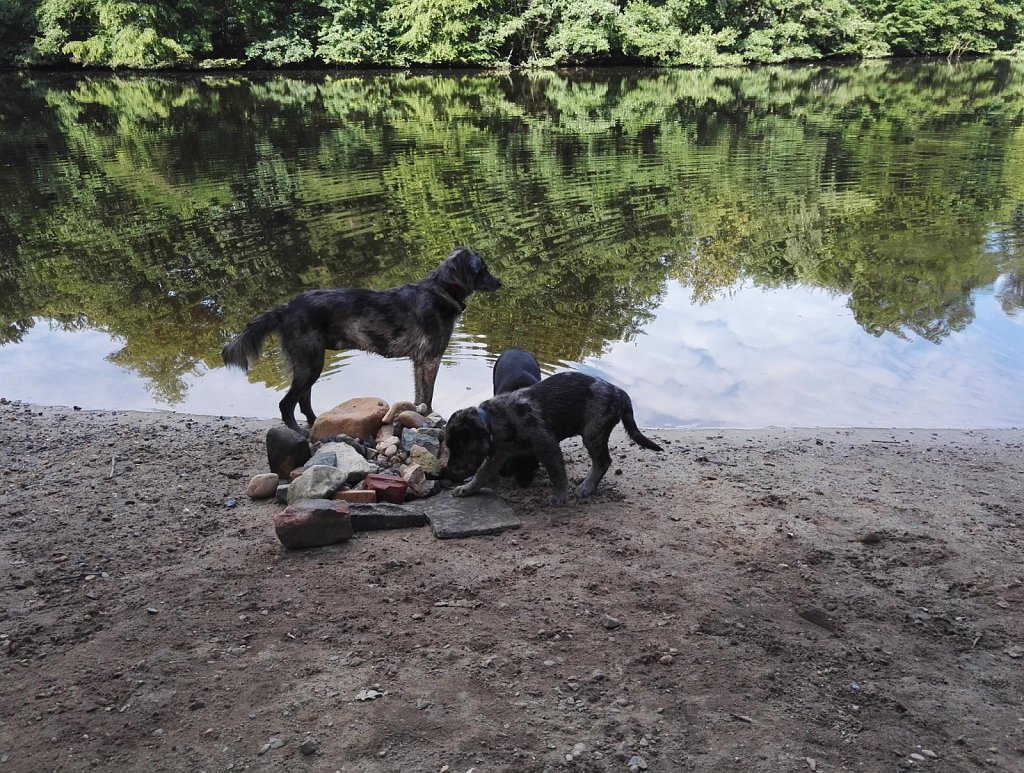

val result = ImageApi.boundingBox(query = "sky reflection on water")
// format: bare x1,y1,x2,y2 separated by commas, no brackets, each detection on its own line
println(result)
3,280,1020,428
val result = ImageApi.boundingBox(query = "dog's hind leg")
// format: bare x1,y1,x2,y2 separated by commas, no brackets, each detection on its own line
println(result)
575,423,615,498
280,349,324,432
297,386,317,427
535,444,570,506
414,355,442,409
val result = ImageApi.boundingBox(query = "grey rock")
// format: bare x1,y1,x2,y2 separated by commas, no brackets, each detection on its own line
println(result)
400,429,441,456
299,737,319,756
256,737,285,755
307,450,337,468
349,503,428,531
602,615,622,630
318,434,368,455
287,465,349,504
423,493,521,539
276,483,289,505
266,426,311,478
317,442,377,482
628,755,648,771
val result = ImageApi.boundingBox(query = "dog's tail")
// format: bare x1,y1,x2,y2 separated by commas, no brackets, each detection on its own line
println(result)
222,307,284,371
620,393,663,452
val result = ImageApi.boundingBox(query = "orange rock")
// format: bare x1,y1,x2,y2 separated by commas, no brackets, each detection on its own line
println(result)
310,397,389,443
396,410,425,429
401,463,431,497
376,423,397,445
383,401,416,424
246,473,280,499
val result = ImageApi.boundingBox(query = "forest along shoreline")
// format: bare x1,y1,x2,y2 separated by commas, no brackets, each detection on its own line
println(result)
1,399,1022,771
1,2,1020,70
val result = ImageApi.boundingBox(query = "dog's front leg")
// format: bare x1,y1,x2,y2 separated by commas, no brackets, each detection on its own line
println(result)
413,356,442,409
452,455,503,498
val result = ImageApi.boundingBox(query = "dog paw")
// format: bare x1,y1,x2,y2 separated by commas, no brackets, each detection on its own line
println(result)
452,485,469,498
545,493,568,507
575,484,596,498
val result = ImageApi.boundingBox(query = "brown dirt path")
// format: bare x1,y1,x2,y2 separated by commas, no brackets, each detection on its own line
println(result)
1,401,1022,772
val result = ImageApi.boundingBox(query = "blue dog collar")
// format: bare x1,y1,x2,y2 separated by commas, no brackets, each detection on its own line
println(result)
477,406,495,458
477,406,492,434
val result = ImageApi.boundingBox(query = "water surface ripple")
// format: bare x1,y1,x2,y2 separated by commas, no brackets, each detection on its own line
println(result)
0,62,1022,427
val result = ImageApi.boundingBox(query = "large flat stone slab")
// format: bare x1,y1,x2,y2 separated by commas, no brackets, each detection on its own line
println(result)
348,503,428,531
422,493,521,539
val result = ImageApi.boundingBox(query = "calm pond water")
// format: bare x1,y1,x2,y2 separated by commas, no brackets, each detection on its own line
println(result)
1,62,1022,428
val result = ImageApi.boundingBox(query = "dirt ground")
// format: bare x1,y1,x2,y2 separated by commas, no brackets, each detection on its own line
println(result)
1,399,1022,773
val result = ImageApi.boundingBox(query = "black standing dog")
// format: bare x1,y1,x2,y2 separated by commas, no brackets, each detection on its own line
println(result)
222,247,501,432
491,348,542,487
444,371,662,506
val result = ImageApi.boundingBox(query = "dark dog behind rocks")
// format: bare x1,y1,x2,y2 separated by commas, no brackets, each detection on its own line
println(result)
492,348,542,394
222,247,501,432
445,371,662,506
491,348,543,487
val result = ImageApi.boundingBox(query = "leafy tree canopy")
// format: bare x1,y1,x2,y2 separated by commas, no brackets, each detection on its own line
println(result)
1,0,1019,68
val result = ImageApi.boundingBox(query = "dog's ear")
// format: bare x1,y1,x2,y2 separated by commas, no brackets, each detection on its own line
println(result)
469,251,483,273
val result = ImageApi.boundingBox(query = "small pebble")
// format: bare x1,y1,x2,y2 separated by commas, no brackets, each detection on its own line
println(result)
659,654,673,665
602,615,622,630
299,737,319,755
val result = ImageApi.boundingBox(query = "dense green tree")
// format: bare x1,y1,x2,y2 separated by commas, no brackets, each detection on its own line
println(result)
0,1,37,64
861,0,1023,56
384,0,494,64
316,0,393,64
6,0,1022,68
33,1,215,67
